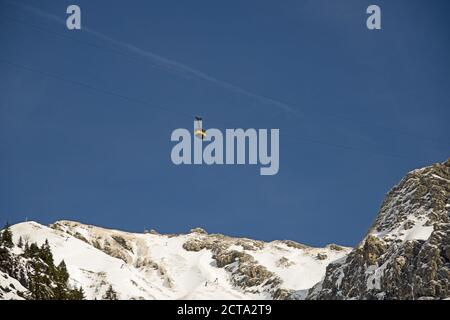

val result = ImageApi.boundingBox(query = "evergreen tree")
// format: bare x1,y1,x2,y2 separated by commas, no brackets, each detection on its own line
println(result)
39,239,54,267
18,268,27,287
3,236,87,301
70,286,85,300
0,223,14,275
0,222,14,248
28,255,53,300
56,260,69,284
53,260,70,299
17,236,23,248
25,242,40,258
24,241,29,254
102,285,119,300
0,246,12,273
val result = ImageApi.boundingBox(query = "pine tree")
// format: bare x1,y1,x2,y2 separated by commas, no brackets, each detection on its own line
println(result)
18,268,27,287
102,285,119,300
0,222,14,248
18,236,23,248
79,287,85,300
56,260,69,284
24,241,29,254
28,254,54,300
0,223,14,275
3,232,85,301
39,239,54,267
53,260,70,299
70,286,85,300
0,246,12,273
25,242,40,257
11,237,86,300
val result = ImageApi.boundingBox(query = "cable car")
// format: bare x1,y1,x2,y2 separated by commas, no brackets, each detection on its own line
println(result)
194,116,206,140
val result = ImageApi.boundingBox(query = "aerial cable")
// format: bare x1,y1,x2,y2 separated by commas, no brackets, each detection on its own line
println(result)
0,58,440,161
2,16,448,148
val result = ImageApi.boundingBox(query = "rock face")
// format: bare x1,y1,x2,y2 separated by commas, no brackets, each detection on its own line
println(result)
307,158,450,300
181,232,348,298
182,235,280,293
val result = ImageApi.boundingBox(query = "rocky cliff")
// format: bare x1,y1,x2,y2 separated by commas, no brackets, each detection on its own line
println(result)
306,159,450,300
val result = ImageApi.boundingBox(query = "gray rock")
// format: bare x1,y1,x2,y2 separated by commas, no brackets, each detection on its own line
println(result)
307,158,450,300
316,253,328,260
190,227,208,235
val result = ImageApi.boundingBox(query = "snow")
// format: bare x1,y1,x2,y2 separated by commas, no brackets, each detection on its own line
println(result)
403,221,433,241
0,271,27,300
10,222,172,299
251,243,348,290
366,264,384,290
373,215,433,242
431,174,450,183
7,221,350,300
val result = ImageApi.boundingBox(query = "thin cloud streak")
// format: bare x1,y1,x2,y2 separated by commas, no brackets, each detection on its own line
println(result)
6,1,297,114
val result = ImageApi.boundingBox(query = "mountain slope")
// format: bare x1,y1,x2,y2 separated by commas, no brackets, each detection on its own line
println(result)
307,158,450,300
2,221,349,300
2,158,448,300
0,270,27,300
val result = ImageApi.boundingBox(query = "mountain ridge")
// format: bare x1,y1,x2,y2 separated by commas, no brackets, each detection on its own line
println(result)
1,219,349,299
1,158,449,300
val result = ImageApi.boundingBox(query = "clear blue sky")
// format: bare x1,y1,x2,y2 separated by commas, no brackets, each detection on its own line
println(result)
0,0,449,246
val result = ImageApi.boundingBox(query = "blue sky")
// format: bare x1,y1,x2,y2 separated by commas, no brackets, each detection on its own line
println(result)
0,0,449,246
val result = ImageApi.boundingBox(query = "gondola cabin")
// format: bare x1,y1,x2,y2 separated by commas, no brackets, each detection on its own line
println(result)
194,116,206,140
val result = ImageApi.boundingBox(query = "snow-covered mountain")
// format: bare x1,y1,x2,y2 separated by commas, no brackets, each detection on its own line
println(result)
1,158,448,300
1,220,349,300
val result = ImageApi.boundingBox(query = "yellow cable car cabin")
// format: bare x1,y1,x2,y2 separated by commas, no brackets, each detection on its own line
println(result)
194,116,207,140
